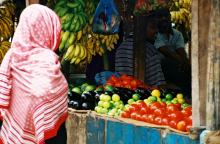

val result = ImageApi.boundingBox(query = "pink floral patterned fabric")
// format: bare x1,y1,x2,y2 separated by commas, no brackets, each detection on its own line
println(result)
0,4,68,144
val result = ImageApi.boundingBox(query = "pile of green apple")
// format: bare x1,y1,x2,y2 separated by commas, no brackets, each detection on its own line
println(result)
95,93,125,117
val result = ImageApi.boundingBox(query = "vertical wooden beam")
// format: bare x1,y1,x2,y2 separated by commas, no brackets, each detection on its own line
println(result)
206,0,220,130
26,0,39,6
191,0,201,127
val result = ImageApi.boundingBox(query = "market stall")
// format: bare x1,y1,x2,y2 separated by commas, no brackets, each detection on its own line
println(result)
2,0,220,143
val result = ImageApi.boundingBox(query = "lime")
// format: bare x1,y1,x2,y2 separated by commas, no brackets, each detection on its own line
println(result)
176,93,184,99
165,94,173,101
178,98,185,104
148,96,157,102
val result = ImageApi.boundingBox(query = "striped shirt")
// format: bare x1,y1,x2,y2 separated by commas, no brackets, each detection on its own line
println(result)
115,35,166,86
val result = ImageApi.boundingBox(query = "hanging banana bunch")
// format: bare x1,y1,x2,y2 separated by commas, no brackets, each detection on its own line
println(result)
54,0,119,67
0,41,11,64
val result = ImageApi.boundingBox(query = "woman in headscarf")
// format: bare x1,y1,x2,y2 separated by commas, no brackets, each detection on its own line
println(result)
0,4,68,144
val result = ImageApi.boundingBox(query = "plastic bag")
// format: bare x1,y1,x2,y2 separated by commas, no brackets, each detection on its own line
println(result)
95,71,120,85
92,0,121,34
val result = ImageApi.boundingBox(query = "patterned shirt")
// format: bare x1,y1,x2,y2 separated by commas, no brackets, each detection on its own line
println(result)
115,35,165,86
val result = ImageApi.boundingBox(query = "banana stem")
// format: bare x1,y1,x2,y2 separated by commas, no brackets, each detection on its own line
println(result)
102,45,110,71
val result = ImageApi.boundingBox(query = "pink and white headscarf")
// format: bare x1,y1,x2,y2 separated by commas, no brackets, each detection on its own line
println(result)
0,4,68,144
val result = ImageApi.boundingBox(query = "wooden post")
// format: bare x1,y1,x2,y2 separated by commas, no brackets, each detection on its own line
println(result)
26,0,39,6
206,0,220,130
191,0,211,127
134,15,146,81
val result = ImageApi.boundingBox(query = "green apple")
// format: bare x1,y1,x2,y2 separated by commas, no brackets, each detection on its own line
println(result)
113,101,121,108
165,94,173,101
162,98,166,102
118,103,125,109
96,106,102,114
103,95,111,102
132,93,141,101
128,99,135,105
148,96,157,102
103,101,111,109
85,85,96,92
98,101,104,107
137,100,143,103
112,94,120,102
71,87,82,94
101,108,108,114
105,85,114,92
100,94,106,101
171,99,178,104
166,101,172,105
81,83,89,91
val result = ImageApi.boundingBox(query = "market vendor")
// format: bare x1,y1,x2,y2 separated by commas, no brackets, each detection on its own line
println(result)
115,13,166,86
154,8,191,96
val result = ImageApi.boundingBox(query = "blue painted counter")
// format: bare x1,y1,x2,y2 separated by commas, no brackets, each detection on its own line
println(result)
66,110,200,144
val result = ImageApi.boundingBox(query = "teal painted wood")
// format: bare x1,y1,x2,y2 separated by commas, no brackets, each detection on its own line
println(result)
86,116,105,144
86,115,200,144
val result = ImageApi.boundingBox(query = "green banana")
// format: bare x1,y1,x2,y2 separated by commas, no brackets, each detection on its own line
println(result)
67,2,80,8
67,33,76,45
74,21,80,32
64,45,75,60
54,0,66,9
57,7,69,17
76,0,85,8
59,40,66,52
62,31,70,43
65,13,74,22
63,21,72,31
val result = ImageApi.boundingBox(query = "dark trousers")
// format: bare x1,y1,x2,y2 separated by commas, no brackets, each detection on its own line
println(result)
45,122,67,144
161,58,191,97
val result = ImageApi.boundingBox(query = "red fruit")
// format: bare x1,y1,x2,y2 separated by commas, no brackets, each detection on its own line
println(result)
129,105,138,113
184,116,192,126
130,80,138,89
160,102,167,108
154,108,165,116
131,112,138,120
142,114,149,122
140,107,148,115
169,111,184,121
174,103,181,110
166,104,179,113
137,101,147,108
115,82,122,87
181,109,192,117
186,125,192,132
177,120,187,132
169,119,179,129
123,80,130,86
154,116,162,125
121,111,130,118
150,102,162,111
161,117,169,125
147,114,156,123
136,113,142,121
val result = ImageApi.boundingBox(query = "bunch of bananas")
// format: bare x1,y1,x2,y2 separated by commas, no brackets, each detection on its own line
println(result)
0,0,15,40
0,41,10,64
54,0,119,66
169,0,191,31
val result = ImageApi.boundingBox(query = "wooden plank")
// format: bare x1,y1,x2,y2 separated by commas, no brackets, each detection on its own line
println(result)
206,0,220,130
86,116,105,144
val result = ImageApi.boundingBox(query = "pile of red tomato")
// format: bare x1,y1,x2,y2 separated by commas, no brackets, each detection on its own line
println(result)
121,101,192,132
106,74,154,90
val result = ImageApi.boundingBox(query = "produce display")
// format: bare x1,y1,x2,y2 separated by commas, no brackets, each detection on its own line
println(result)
121,90,192,132
54,0,119,66
0,0,15,40
68,83,97,110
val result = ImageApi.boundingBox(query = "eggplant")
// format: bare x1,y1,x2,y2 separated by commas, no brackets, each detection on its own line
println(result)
81,92,95,102
81,102,95,110
105,91,114,96
69,100,82,110
69,91,81,101
95,92,102,103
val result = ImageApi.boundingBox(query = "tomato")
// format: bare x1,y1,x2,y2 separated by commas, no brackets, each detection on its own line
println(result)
140,107,148,115
160,102,167,108
169,119,179,129
174,103,182,110
161,117,169,125
106,81,114,86
137,101,147,108
186,125,192,132
154,116,162,125
169,111,184,121
136,113,142,121
129,106,138,113
109,75,118,83
141,114,149,122
154,108,165,116
184,116,192,126
124,84,132,89
131,103,141,109
130,80,138,89
177,120,187,132
114,82,122,87
147,114,156,123
121,111,130,118
150,102,162,111
122,80,130,86
181,109,192,117
166,104,179,113
131,112,138,120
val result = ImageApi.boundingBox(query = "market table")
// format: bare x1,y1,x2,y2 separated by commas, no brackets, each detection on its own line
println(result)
66,109,200,144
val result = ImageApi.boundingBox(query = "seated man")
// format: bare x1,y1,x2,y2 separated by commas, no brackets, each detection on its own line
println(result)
115,14,166,86
154,8,191,96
